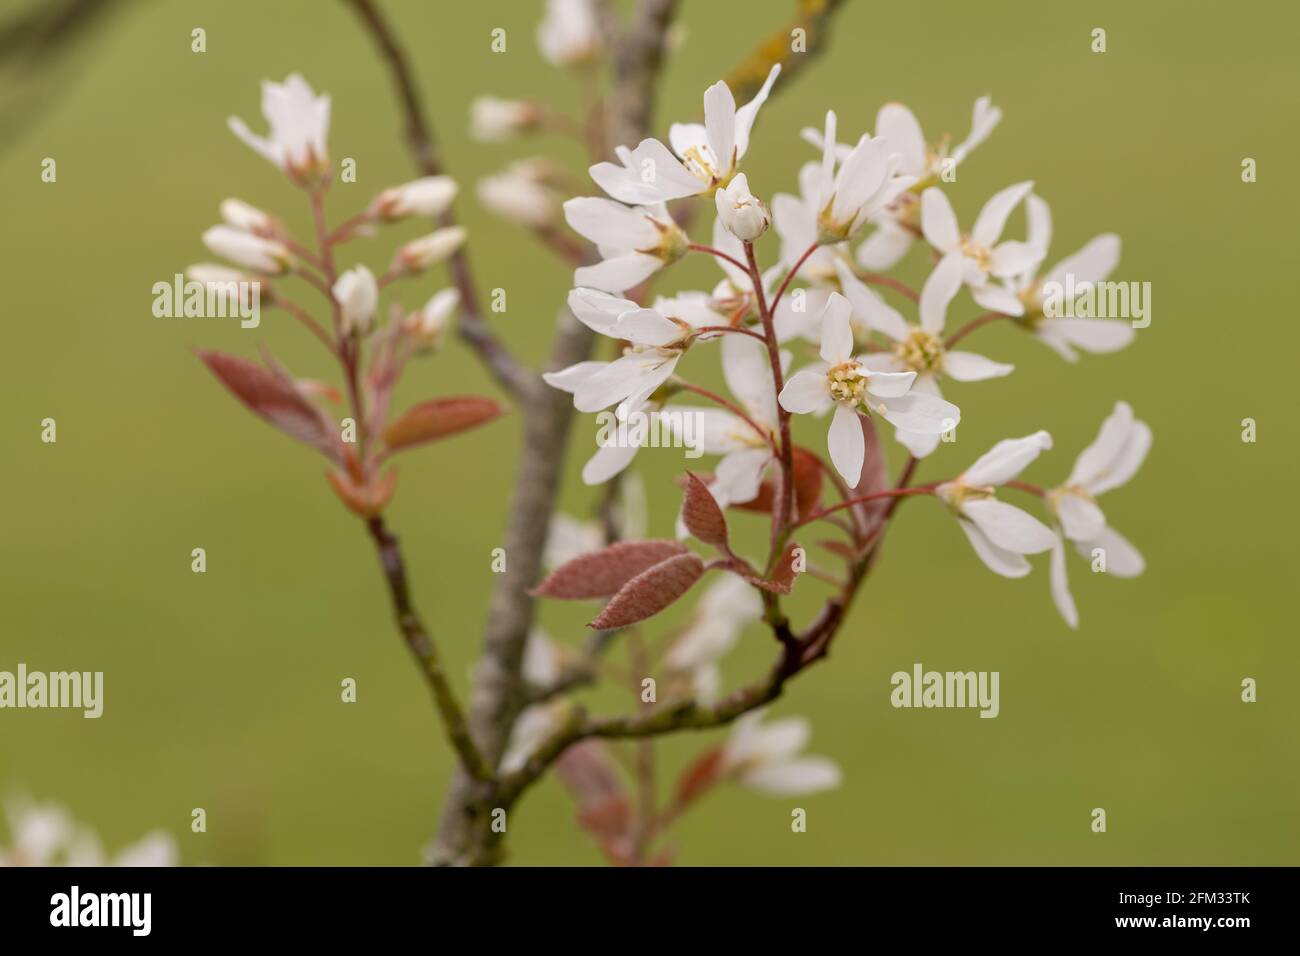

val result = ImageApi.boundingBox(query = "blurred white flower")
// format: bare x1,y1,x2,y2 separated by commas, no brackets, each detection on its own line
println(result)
480,166,562,229
1047,402,1151,628
1,798,177,867
721,711,842,795
202,225,291,274
373,176,458,220
404,288,460,350
666,575,762,675
219,198,274,234
469,96,541,141
395,226,467,273
332,265,378,336
936,431,1057,578
227,73,330,181
537,0,601,67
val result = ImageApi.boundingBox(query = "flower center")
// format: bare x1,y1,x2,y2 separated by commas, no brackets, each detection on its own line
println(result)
681,145,720,187
826,360,868,405
959,234,992,271
895,328,945,373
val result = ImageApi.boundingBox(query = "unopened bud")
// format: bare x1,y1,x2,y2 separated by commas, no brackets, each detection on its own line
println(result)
404,287,461,350
202,225,292,274
373,176,458,220
332,265,379,335
395,226,467,273
469,97,541,142
715,174,769,242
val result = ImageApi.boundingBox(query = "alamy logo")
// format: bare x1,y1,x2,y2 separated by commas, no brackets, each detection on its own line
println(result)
152,273,261,328
0,664,103,718
890,662,1000,718
595,408,704,458
50,886,151,936
1040,272,1151,328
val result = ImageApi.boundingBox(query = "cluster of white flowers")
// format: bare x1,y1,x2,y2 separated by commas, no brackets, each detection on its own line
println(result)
533,69,1146,635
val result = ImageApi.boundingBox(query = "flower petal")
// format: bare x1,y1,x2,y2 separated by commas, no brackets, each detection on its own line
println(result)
827,404,866,482
778,368,832,414
942,350,1015,382
1079,524,1144,577
818,292,855,363
919,252,965,334
963,430,1052,486
920,187,960,252
955,517,1031,578
971,180,1033,247
574,253,662,294
1049,534,1079,628
962,498,1057,554
835,258,910,341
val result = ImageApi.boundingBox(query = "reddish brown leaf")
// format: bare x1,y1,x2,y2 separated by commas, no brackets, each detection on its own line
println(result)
818,538,861,560
381,395,504,452
674,746,725,807
197,350,339,461
733,480,775,514
791,446,824,519
531,540,688,600
681,472,729,549
589,553,705,629
326,468,397,518
741,541,802,594
576,794,634,841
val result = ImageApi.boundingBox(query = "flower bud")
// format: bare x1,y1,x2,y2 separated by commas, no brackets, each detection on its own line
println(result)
714,174,769,242
219,198,275,234
395,226,467,274
332,265,379,335
403,288,460,350
372,176,458,220
202,225,292,274
469,96,541,142
476,167,560,228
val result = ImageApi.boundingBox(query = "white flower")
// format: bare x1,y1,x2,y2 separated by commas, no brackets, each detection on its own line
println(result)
779,293,958,482
537,0,601,66
500,702,570,774
227,73,330,180
702,214,787,331
219,198,274,234
666,575,762,674
522,627,562,686
404,287,460,349
851,96,1002,270
1,798,177,867
332,265,378,335
721,711,842,795
545,288,716,416
935,431,1057,578
772,161,842,282
1047,402,1151,628
920,181,1044,315
588,65,781,202
479,166,561,229
835,253,1011,457
395,226,467,273
1003,195,1132,361
715,173,770,241
664,333,778,509
812,110,917,242
543,513,606,569
564,197,686,293
469,96,540,141
373,176,458,220
202,225,292,274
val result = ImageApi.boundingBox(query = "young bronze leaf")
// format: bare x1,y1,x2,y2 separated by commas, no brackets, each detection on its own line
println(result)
589,553,705,629
197,350,339,462
673,746,725,807
681,472,729,549
742,541,802,594
531,540,688,599
381,395,504,452
792,446,824,519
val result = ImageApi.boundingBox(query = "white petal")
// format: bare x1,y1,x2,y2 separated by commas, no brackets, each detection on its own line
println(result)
563,196,656,250
1040,317,1135,354
896,427,942,458
589,138,702,203
1049,534,1079,629
989,240,1046,279
874,391,960,435
583,432,639,484
835,258,909,341
920,187,960,252
874,102,927,174
574,253,662,293
1067,401,1133,488
567,287,638,334
542,360,606,394
1047,234,1121,288
779,368,832,414
956,517,1031,578
741,756,842,795
733,64,780,159
830,135,890,226
942,350,1014,382
818,292,855,363
962,498,1056,554
828,404,866,482
1056,492,1107,541
714,447,770,505
963,430,1052,486
574,351,676,412
863,369,916,398
971,180,1033,246
856,220,915,271
612,307,683,346
1079,525,1144,577
970,282,1026,317
722,333,777,427
919,252,964,334
703,81,737,174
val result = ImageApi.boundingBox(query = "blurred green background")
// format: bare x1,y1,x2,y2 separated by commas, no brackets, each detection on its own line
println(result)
2,0,1296,865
